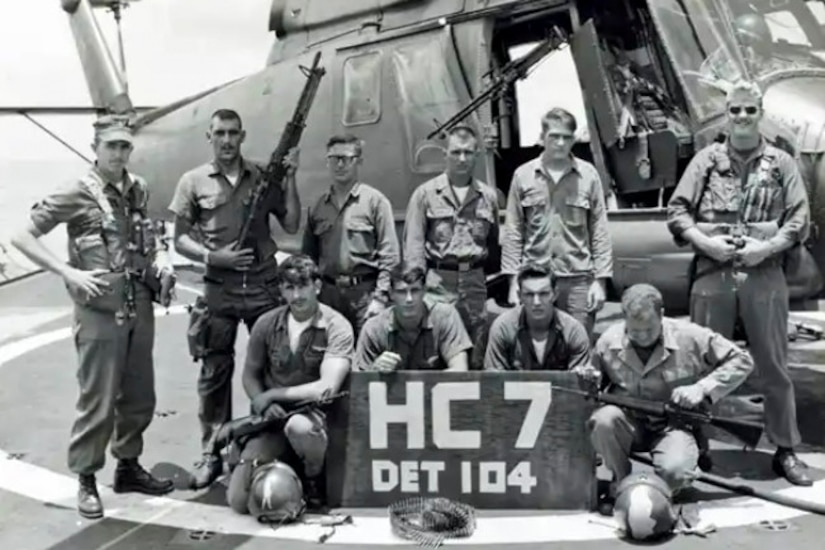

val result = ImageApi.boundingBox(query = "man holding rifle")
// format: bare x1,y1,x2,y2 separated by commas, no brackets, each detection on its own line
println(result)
169,109,301,484
578,284,753,506
226,255,353,513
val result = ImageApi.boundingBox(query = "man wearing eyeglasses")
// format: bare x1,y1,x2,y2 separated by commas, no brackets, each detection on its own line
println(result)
403,124,501,369
667,80,812,486
501,108,613,339
302,134,400,337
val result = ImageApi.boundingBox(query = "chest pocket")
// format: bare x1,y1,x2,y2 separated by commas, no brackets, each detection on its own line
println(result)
72,233,110,271
268,330,327,387
702,170,740,216
471,202,495,241
519,190,547,231
345,217,376,256
426,207,455,244
196,193,232,234
563,194,590,228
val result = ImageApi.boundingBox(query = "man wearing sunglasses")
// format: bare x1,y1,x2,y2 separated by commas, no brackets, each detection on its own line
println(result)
403,124,501,369
302,134,400,338
667,80,812,486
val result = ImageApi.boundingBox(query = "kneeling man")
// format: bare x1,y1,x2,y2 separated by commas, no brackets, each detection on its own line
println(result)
583,284,753,497
484,264,590,371
354,266,472,371
228,255,353,513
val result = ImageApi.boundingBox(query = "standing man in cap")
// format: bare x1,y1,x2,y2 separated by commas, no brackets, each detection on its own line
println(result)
403,124,500,369
502,108,613,338
168,109,301,486
11,114,177,519
302,134,400,337
667,80,812,486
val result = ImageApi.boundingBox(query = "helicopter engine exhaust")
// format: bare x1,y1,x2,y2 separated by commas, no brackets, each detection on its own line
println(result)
60,0,133,114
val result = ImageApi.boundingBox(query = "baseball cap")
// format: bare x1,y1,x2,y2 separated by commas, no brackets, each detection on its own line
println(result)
94,114,134,144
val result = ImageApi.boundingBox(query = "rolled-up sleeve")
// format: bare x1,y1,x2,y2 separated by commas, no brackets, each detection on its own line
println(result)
402,186,428,270
588,173,613,279
168,173,197,221
373,195,400,298
666,152,711,246
353,318,385,371
29,181,85,235
483,315,512,371
694,327,754,403
501,172,525,275
436,305,473,362
775,153,810,247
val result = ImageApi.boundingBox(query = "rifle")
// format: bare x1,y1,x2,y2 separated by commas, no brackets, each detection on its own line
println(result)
553,386,764,449
426,27,566,140
190,390,348,489
631,453,825,516
236,51,326,257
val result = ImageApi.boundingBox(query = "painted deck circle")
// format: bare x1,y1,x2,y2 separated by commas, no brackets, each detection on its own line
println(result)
2,297,825,545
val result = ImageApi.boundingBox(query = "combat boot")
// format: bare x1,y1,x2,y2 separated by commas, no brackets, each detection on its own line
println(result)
78,474,103,520
773,449,813,487
188,454,223,490
113,458,174,495
304,475,327,512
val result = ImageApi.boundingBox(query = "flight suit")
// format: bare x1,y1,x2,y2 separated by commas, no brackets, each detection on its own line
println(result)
502,157,613,337
483,306,590,371
667,140,809,449
590,318,753,491
403,174,500,369
353,302,472,371
29,167,168,475
226,303,353,514
169,159,286,447
302,182,400,336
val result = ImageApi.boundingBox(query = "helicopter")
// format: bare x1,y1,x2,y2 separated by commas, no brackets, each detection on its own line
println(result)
22,0,825,314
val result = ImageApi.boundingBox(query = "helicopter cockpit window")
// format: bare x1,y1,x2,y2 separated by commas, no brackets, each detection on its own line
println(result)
343,52,382,127
719,0,825,80
648,0,744,121
392,37,465,174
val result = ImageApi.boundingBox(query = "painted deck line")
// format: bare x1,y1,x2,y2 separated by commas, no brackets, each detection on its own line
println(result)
2,290,825,544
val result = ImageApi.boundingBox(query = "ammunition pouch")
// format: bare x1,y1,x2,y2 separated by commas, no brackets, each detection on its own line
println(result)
187,295,211,361
66,271,129,313
142,265,177,305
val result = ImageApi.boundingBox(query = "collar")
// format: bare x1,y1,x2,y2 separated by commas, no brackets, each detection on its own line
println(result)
208,157,254,178
608,318,680,352
91,165,133,194
725,137,767,164
434,173,483,194
322,181,363,204
276,304,327,331
515,305,559,333
533,156,581,178
388,302,435,333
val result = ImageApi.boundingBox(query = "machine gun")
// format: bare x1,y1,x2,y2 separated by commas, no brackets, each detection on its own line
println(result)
426,27,567,140
236,52,326,258
189,389,348,490
553,386,764,449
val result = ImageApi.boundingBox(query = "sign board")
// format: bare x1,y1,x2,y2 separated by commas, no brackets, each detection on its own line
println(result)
326,371,597,510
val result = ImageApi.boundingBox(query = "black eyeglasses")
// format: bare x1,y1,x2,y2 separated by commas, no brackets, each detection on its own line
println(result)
729,105,759,115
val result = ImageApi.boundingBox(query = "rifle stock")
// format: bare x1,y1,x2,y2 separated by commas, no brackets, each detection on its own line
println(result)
236,52,326,252
553,386,764,448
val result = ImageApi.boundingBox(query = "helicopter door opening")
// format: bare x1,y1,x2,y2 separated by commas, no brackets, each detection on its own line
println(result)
487,15,594,201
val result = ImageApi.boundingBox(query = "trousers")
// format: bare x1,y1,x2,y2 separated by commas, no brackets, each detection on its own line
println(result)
690,263,800,448
227,410,328,515
555,275,595,338
425,267,487,369
198,279,281,448
588,405,699,492
68,289,156,475
319,278,374,339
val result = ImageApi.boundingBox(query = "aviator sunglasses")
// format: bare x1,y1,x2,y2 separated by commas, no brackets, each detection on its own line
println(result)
728,105,759,115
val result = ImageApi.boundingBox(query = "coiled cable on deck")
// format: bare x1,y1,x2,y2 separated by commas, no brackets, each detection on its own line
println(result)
388,497,477,547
